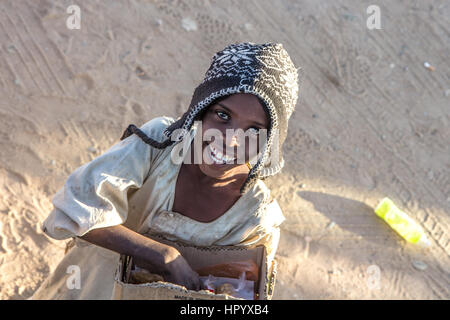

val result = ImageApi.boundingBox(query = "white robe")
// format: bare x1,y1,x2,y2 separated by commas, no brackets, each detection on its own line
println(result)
31,116,285,299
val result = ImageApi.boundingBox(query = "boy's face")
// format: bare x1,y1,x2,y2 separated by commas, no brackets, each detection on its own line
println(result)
195,93,269,180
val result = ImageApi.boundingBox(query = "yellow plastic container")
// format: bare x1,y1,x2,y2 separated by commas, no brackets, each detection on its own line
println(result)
375,197,431,248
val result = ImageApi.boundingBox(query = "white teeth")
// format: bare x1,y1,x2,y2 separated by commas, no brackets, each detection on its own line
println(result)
208,144,235,164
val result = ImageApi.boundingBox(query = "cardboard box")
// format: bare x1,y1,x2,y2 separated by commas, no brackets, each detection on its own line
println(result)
112,235,277,300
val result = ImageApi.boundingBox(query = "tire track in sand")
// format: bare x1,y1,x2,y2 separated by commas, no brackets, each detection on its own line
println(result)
0,2,76,98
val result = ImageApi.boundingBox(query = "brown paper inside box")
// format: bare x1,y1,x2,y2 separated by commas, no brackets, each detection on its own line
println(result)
112,235,277,300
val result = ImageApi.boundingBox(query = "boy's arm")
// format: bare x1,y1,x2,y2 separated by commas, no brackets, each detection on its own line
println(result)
79,224,201,290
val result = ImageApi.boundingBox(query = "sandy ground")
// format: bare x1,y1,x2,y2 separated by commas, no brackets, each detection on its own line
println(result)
0,0,449,300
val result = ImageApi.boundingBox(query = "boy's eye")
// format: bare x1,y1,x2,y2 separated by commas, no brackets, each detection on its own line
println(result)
216,111,229,120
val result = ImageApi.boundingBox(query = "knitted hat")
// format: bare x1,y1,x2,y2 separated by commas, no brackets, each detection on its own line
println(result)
122,42,299,194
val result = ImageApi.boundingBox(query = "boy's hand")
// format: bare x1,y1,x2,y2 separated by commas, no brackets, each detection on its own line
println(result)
133,245,201,291
163,247,201,291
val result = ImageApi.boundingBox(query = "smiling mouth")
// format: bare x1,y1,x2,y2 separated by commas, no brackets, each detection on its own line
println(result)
206,143,236,165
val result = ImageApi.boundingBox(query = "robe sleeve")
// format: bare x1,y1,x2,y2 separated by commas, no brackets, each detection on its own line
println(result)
235,199,286,262
42,116,174,240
